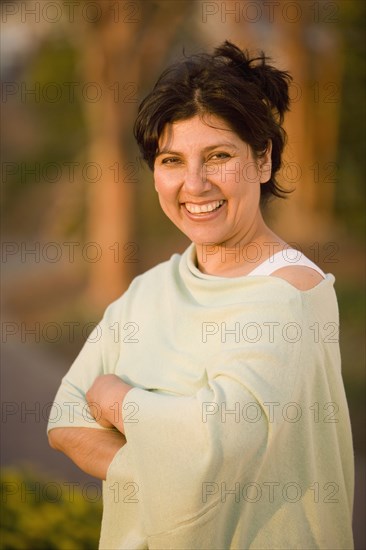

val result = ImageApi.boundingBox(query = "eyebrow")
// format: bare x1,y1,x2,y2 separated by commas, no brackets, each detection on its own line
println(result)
155,142,239,158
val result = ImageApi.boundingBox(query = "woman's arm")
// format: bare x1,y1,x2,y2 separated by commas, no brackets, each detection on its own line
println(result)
47,301,127,479
48,427,126,480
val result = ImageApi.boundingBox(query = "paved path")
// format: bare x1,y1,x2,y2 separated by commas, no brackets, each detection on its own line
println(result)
1,338,100,488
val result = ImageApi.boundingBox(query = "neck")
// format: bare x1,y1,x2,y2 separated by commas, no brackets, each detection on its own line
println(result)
195,223,287,277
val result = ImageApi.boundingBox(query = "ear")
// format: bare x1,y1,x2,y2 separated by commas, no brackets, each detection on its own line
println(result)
259,141,272,184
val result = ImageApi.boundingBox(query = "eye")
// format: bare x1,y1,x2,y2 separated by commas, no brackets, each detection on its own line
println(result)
208,152,231,161
161,157,181,165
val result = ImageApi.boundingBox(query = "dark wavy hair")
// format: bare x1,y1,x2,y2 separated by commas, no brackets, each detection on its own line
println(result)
134,41,293,202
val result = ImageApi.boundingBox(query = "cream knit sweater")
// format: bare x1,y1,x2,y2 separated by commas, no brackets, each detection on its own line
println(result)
48,244,354,549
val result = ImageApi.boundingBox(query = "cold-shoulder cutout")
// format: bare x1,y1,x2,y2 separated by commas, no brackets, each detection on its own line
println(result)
270,265,325,290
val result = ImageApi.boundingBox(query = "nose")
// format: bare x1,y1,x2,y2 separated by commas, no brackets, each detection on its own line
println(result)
183,163,213,195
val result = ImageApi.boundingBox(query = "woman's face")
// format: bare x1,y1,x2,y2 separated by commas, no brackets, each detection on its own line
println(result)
153,114,271,248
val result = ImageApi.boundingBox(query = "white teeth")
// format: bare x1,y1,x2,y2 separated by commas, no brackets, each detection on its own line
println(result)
185,200,224,214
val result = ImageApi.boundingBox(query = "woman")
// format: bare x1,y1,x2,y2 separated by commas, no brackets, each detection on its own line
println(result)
48,42,354,549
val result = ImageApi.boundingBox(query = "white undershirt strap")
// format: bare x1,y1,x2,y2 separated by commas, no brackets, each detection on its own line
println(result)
246,249,326,278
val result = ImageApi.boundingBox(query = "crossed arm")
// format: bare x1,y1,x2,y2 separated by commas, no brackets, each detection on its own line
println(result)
48,375,133,480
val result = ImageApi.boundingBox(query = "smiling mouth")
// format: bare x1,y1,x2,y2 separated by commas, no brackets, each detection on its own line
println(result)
183,199,225,214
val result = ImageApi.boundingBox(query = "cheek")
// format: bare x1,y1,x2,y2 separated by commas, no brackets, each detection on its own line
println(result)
153,172,165,195
241,158,262,184
153,174,177,206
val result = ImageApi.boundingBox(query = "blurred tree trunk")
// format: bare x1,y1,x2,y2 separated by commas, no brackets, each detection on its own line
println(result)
267,14,344,241
80,2,136,309
201,8,343,242
77,0,192,310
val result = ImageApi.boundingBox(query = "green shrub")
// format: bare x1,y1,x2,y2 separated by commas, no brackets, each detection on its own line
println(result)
0,468,102,549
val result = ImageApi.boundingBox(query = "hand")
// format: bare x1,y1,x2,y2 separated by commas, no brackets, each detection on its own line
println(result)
86,374,133,433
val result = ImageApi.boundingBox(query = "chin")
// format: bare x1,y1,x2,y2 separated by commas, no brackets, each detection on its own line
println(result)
186,232,225,247
176,220,228,246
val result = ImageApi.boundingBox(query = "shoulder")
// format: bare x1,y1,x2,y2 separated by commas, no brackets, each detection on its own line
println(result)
270,265,325,291
105,252,182,311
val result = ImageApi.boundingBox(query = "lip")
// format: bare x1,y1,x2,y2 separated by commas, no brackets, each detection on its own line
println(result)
181,200,227,221
181,199,225,206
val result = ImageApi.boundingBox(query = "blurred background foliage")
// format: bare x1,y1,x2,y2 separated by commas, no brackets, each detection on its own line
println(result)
1,468,102,549
1,0,365,548
336,0,365,236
